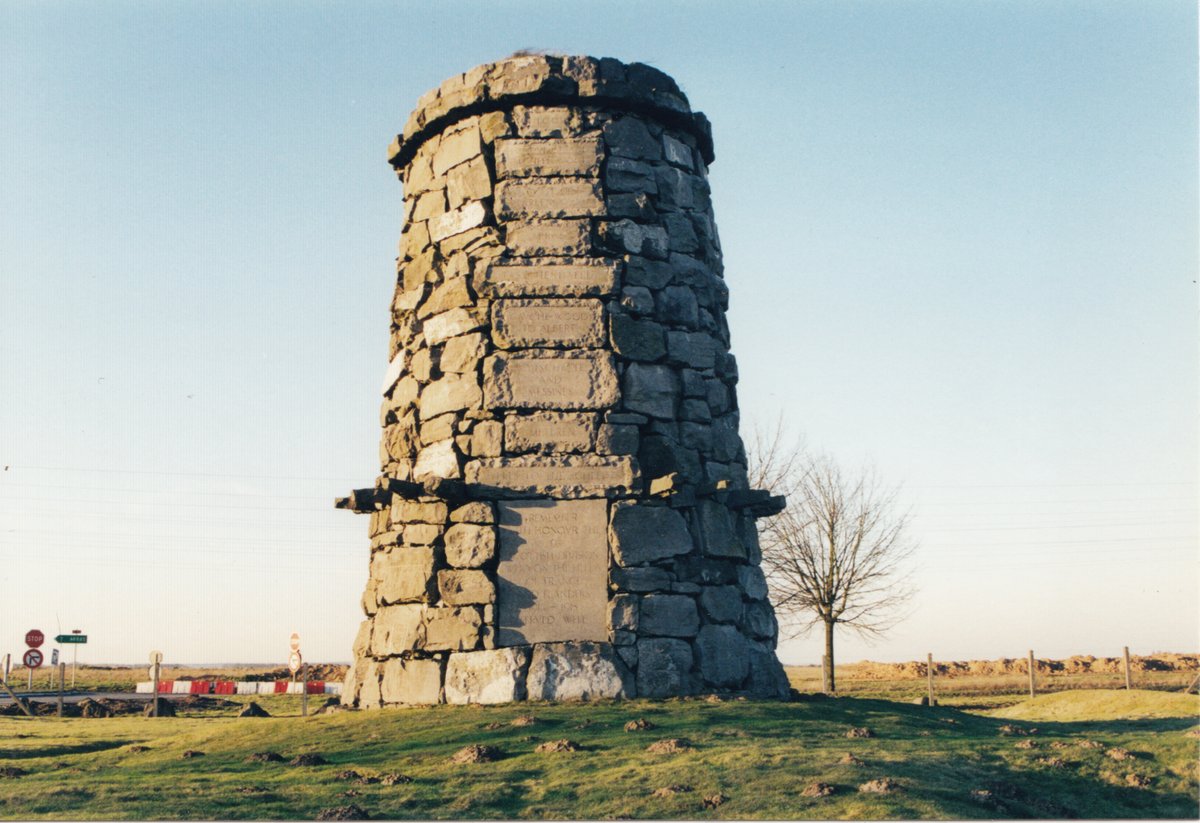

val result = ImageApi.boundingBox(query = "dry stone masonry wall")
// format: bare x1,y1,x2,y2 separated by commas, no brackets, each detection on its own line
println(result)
338,55,790,707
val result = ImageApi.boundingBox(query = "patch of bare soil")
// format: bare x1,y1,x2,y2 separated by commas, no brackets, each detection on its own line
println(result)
511,715,538,727
450,744,500,764
1035,756,1068,769
859,778,902,794
646,738,691,754
802,783,835,798
534,739,579,753
838,752,863,765
651,785,692,797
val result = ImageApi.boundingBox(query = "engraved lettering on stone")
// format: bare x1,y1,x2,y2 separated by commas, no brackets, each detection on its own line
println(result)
483,352,618,410
496,499,608,645
492,299,604,348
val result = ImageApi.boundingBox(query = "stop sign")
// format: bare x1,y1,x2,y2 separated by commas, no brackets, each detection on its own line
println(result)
25,629,44,648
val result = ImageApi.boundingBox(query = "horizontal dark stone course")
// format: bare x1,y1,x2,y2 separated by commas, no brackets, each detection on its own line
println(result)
390,55,714,171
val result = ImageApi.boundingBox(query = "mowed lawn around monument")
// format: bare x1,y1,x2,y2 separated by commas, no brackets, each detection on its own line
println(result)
2,692,1198,820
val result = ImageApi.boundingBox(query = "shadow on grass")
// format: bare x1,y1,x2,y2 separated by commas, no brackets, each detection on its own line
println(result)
864,745,1199,820
0,739,131,759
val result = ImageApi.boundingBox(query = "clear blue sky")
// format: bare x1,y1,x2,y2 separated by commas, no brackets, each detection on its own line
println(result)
1,1,1196,667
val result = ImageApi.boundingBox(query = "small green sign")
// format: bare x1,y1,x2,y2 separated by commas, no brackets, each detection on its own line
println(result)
55,634,87,644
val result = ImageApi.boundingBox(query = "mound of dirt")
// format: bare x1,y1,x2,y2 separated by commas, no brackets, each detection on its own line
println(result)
802,782,835,798
646,738,691,754
181,750,204,759
510,715,538,727
246,752,285,763
379,773,411,786
702,793,728,808
238,702,271,718
624,718,654,732
450,744,500,764
859,778,902,794
78,698,113,718
316,804,369,821
534,739,579,753
845,652,1198,680
845,726,874,739
143,698,176,718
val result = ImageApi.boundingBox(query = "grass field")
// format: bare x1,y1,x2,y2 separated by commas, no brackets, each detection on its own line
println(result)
1,689,1197,820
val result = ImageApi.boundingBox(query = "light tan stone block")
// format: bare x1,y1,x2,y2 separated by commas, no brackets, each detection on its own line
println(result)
431,121,483,176
380,657,443,705
420,372,481,419
423,606,482,651
372,546,436,604
371,604,427,655
438,569,495,605
444,523,496,568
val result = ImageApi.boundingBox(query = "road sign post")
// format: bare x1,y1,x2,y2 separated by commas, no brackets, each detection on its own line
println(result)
23,648,43,691
57,663,64,718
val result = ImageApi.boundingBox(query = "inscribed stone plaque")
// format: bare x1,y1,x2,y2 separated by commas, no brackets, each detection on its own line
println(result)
483,351,618,409
477,260,618,297
466,455,637,497
496,499,609,645
492,299,604,348
504,412,596,454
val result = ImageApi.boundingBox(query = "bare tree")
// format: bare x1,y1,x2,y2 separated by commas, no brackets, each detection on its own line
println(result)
750,425,916,693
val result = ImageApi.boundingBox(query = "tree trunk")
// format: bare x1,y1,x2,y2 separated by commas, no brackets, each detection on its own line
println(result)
824,619,836,693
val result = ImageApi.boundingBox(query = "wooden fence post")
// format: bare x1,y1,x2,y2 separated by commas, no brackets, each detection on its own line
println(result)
57,663,64,718
0,678,34,718
927,653,935,706
1027,650,1036,698
152,662,160,718
1123,646,1132,690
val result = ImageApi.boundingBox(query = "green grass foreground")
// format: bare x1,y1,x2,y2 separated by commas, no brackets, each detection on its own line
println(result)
1,694,1198,820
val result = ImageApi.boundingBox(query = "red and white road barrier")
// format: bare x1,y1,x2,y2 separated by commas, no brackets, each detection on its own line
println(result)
135,680,341,696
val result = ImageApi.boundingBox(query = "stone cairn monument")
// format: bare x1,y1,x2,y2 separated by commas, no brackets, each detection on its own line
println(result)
336,54,789,706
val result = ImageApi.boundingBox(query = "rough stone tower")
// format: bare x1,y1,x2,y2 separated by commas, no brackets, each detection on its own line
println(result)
337,54,789,706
